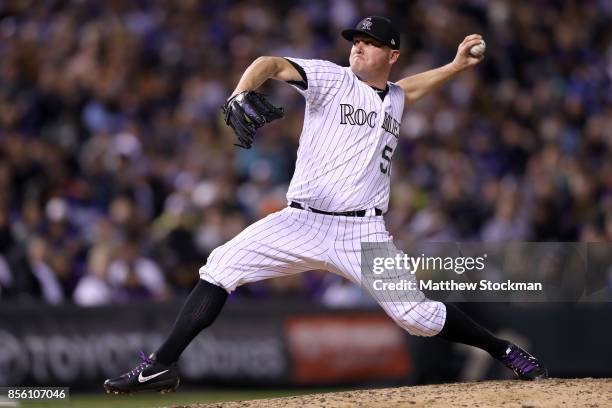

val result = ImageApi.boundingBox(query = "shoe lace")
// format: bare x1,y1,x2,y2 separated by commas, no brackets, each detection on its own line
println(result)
503,347,539,374
127,351,154,378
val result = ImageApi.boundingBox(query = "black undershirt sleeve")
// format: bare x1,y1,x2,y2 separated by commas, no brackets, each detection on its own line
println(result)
283,58,308,90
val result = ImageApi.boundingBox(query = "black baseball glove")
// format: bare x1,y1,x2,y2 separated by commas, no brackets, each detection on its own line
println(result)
222,91,284,149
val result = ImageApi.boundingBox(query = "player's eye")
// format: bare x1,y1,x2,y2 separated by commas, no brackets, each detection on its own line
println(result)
354,38,382,48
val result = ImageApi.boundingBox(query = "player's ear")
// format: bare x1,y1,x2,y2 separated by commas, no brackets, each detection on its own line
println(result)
389,50,400,65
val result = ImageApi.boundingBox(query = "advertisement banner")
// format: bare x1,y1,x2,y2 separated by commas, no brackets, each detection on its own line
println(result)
0,302,291,388
284,314,410,384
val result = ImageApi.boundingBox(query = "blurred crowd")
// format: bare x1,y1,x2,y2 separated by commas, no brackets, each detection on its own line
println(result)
0,0,611,305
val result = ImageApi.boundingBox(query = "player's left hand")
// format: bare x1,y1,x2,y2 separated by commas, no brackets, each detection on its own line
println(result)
452,34,485,71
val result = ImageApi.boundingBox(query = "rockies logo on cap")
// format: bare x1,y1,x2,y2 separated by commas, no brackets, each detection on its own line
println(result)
360,17,373,30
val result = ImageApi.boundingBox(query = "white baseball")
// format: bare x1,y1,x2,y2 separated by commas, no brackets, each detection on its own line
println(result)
469,40,486,57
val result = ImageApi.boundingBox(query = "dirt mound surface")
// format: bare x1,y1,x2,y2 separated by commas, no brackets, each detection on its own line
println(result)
172,378,611,408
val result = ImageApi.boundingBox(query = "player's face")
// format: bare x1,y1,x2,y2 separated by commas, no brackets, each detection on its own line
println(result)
349,34,398,78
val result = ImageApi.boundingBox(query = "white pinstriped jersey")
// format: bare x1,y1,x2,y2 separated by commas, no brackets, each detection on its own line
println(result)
284,58,405,213
200,58,447,337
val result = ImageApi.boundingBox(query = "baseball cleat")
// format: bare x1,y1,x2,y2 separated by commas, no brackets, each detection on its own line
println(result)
499,343,548,380
104,352,180,394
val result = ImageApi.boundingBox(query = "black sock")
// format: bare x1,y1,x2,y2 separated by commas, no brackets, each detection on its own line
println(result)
155,279,228,365
437,303,509,358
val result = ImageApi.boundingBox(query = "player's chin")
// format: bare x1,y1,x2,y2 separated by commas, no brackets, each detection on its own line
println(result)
350,58,365,73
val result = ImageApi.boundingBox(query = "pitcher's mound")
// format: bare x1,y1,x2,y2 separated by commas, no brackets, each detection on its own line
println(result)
176,378,611,408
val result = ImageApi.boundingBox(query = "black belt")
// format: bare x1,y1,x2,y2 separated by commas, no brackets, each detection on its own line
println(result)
289,201,382,217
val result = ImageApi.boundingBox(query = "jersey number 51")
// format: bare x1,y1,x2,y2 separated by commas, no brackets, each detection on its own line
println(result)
380,144,394,175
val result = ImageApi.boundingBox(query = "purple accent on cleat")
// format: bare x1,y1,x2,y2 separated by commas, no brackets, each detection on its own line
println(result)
500,344,548,380
127,352,155,378
503,347,538,372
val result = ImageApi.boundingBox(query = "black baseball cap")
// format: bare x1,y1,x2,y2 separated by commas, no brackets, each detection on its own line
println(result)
341,16,400,50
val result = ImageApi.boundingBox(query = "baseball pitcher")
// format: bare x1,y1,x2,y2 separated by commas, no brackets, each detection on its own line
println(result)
104,16,547,394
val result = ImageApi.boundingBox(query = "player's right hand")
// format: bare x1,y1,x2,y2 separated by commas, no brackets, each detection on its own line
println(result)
452,34,485,71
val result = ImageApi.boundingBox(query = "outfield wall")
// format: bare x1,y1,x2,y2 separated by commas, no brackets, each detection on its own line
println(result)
0,301,610,390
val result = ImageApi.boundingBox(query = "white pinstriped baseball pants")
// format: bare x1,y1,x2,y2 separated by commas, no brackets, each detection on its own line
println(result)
199,207,447,336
